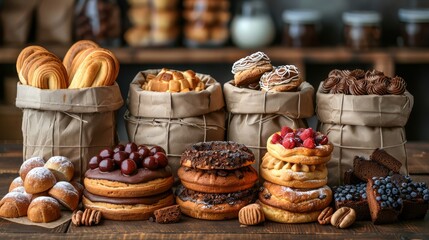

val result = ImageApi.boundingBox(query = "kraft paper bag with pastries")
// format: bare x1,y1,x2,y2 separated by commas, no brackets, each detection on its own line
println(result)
36,0,74,44
223,81,315,174
316,82,414,186
125,70,226,181
16,83,124,182
0,0,38,44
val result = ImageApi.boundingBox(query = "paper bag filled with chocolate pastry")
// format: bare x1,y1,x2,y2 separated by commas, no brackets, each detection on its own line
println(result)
316,69,414,186
125,69,225,180
224,51,315,172
15,40,123,181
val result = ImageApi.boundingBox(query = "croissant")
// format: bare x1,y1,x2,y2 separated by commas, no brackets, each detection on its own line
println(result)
63,40,99,76
68,48,119,88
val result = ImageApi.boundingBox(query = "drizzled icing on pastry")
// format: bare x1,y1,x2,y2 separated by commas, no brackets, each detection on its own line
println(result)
231,51,271,74
259,65,300,91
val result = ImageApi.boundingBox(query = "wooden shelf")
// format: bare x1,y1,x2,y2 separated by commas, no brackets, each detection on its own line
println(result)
1,46,429,77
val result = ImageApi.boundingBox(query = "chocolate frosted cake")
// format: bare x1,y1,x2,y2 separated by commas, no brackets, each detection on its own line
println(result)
334,183,370,221
366,176,403,224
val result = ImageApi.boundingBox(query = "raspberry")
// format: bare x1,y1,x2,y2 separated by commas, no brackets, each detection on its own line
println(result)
316,135,328,145
303,137,316,149
299,128,314,141
271,133,283,144
284,132,295,139
282,138,296,149
280,126,293,137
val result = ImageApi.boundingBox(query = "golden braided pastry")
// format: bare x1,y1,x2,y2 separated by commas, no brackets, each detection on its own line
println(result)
142,68,205,92
68,48,119,88
63,40,100,76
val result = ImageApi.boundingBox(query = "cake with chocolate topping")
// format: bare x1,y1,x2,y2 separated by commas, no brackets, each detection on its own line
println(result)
334,183,370,221
176,141,258,220
82,143,174,221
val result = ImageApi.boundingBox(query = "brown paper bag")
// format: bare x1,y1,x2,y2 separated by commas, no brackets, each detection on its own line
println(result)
36,0,74,44
16,83,124,181
223,81,315,172
316,82,413,186
125,70,226,178
319,123,407,186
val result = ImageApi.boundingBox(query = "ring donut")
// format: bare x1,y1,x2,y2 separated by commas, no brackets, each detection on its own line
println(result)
260,153,328,188
180,141,255,170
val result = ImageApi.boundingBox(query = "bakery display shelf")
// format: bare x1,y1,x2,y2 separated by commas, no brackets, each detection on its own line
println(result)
0,142,429,239
0,45,429,65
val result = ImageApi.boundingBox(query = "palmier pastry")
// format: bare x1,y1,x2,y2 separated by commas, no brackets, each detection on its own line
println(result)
175,185,255,220
259,181,332,213
63,40,100,75
177,166,258,193
260,65,303,92
16,45,48,79
260,153,328,189
180,141,255,170
68,47,119,88
0,192,31,218
231,52,273,87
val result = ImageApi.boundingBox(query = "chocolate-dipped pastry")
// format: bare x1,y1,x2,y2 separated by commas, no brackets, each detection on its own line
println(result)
387,76,406,95
367,81,388,95
349,79,367,95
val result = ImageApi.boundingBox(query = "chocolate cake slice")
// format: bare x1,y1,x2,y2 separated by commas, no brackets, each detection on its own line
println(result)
370,149,402,173
366,176,403,224
334,183,370,221
353,156,389,182
343,169,364,185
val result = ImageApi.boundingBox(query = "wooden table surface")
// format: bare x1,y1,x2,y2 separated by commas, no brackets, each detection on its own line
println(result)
1,143,429,239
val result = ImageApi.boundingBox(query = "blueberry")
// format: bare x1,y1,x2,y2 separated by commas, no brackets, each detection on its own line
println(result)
424,194,429,201
362,193,367,199
334,193,339,198
406,195,411,200
378,189,385,195
380,185,386,190
401,182,408,188
335,197,340,201
392,188,399,195
388,196,394,203
392,202,398,208
423,189,429,195
386,183,393,189
372,177,378,180
382,195,388,201
417,187,423,193
376,196,381,201
397,198,403,205
381,202,387,208
381,180,386,185
350,188,356,193
407,187,413,192
339,193,344,197
346,194,352,200
375,180,381,185
411,192,418,198
385,189,391,194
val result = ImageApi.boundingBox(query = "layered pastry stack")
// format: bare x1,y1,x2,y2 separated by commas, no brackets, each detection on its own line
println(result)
125,0,179,47
0,156,82,223
16,40,119,89
183,0,230,47
142,68,205,92
176,141,258,220
258,126,334,223
83,143,175,220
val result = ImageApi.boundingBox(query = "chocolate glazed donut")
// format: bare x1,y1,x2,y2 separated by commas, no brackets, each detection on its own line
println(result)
180,141,255,170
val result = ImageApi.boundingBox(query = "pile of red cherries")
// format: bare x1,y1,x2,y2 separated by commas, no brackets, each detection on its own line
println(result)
88,143,168,175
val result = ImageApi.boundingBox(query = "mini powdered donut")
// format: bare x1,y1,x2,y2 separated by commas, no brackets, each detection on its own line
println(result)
44,156,75,182
24,167,57,194
258,201,321,224
9,176,24,192
260,153,328,188
231,52,273,87
175,185,255,220
0,192,31,218
84,168,174,198
180,141,255,170
177,166,258,193
27,196,61,223
267,133,333,159
19,157,45,181
260,65,303,92
48,181,79,211
82,190,175,221
258,181,332,213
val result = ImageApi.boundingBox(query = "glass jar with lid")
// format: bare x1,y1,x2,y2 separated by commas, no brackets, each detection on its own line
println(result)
282,9,321,47
399,9,429,47
342,11,381,50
